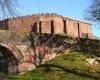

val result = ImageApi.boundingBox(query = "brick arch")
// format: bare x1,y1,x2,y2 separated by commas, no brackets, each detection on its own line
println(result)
0,44,20,74
0,43,23,61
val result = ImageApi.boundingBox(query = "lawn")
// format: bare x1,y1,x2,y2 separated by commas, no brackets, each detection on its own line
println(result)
8,51,100,80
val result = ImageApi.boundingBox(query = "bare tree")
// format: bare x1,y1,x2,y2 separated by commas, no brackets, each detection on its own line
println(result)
86,0,100,22
0,0,18,18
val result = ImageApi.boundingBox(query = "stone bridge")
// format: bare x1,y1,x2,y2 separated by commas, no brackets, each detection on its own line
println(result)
0,30,99,75
0,30,71,75
0,30,34,74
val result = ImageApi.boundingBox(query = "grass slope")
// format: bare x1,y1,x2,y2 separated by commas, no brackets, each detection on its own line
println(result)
8,51,100,80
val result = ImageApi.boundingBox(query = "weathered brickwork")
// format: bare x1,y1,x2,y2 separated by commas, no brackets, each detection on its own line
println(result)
0,30,100,74
0,14,99,75
0,31,71,74
0,13,92,39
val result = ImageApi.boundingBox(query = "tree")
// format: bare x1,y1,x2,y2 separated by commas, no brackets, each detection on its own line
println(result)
0,0,18,18
86,0,100,22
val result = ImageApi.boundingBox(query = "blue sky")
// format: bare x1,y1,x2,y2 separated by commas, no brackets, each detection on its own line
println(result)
1,0,100,37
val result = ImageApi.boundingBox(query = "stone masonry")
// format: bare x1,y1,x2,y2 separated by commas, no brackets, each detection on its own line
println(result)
0,13,93,39
0,31,71,74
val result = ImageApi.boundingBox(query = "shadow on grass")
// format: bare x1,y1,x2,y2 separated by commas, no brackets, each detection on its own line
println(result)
39,64,100,80
73,49,100,58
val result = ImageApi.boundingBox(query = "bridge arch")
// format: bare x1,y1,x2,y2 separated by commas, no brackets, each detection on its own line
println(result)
0,43,23,74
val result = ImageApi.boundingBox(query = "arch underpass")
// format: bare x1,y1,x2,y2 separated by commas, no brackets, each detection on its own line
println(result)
0,44,21,74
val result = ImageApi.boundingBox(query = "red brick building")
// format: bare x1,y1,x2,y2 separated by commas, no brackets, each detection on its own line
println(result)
0,13,93,39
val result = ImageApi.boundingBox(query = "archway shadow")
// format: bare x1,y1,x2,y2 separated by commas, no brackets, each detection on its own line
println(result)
0,45,18,75
39,64,100,80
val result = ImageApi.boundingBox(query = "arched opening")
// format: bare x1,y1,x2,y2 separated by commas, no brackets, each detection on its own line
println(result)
39,21,42,33
51,20,54,33
77,23,80,38
63,20,67,34
0,45,18,74
31,22,38,33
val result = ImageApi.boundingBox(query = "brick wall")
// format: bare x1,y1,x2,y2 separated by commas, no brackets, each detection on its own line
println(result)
0,13,92,38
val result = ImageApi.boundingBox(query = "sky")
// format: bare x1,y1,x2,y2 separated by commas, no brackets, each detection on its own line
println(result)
1,0,100,37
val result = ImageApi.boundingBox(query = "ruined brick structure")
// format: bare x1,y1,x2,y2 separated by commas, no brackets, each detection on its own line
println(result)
0,13,93,39
0,13,99,74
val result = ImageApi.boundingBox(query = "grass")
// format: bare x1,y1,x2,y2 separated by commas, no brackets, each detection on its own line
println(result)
8,51,100,80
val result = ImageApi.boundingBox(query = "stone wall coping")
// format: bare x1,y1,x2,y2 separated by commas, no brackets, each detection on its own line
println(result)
63,16,92,25
0,13,91,25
